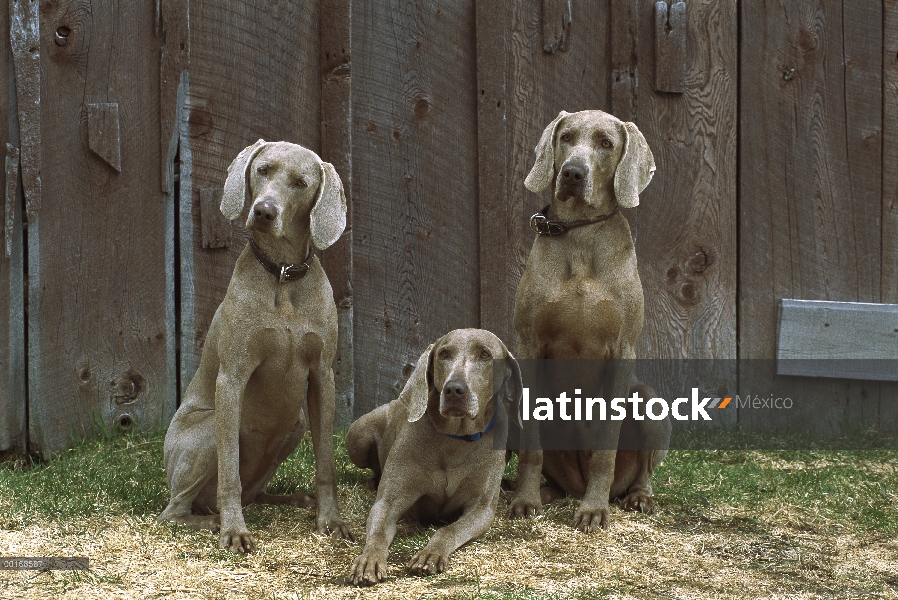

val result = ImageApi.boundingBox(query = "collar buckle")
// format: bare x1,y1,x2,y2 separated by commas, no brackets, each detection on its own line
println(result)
529,212,567,236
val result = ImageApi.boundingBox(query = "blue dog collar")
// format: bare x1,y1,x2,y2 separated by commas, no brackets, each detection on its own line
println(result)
444,402,497,442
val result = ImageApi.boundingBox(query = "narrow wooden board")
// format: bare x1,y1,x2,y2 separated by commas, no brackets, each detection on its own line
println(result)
0,3,26,454
776,299,898,381
476,1,510,344
635,0,737,422
29,0,174,454
885,0,898,307
739,0,885,434
320,0,354,428
184,0,320,387
8,0,40,222
352,1,480,417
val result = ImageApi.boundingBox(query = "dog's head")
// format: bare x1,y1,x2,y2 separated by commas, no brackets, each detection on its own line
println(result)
400,329,522,438
524,110,655,210
220,139,347,250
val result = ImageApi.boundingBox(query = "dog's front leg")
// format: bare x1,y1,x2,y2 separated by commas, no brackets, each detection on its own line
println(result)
573,356,633,531
350,479,422,586
215,364,257,553
408,497,496,576
507,449,544,518
307,364,352,539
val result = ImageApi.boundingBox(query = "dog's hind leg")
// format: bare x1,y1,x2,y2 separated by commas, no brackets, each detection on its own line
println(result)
158,406,221,530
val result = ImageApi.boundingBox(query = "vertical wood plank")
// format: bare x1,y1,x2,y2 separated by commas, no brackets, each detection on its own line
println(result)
885,0,898,306
635,0,737,415
610,0,638,123
352,1,480,417
320,0,354,428
739,0,884,433
30,0,174,453
8,0,40,222
505,0,611,353
477,0,509,343
184,1,320,387
0,2,26,454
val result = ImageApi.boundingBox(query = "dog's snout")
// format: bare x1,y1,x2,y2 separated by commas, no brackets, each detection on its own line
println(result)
253,200,277,222
443,379,468,399
561,162,588,182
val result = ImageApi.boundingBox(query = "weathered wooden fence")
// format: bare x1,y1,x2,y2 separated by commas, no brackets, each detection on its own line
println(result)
0,0,896,455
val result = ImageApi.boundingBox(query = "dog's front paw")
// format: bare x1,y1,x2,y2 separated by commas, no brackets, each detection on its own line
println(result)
506,494,543,519
572,503,611,532
408,546,449,576
620,492,654,514
318,515,354,541
350,551,388,586
219,527,256,553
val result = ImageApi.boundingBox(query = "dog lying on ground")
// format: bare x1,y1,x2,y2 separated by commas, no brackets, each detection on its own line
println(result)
346,329,521,585
159,140,352,551
508,110,671,531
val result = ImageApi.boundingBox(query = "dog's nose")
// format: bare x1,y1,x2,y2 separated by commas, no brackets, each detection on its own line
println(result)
561,162,588,182
443,379,468,399
253,201,277,222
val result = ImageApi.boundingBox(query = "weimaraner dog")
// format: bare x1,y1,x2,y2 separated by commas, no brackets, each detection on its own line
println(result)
346,329,522,586
508,110,671,531
159,140,352,551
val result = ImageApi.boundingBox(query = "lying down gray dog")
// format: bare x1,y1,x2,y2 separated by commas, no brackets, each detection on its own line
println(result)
346,328,522,586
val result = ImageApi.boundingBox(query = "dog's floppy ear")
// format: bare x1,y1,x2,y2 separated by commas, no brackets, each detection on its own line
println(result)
310,161,348,250
525,110,570,193
494,342,524,429
613,122,656,209
402,344,436,423
221,139,267,221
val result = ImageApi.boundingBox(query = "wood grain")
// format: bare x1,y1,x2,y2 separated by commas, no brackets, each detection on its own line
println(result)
541,0,571,54
184,0,320,386
199,188,231,249
0,3,26,454
653,1,687,93
505,0,611,353
320,0,354,427
30,0,174,453
634,0,736,419
352,1,480,417
477,1,510,344
739,0,885,433
885,0,898,306
8,0,40,222
86,103,121,172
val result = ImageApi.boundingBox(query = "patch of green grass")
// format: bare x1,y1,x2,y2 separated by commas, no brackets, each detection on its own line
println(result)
0,429,169,528
2,425,895,539
654,447,898,535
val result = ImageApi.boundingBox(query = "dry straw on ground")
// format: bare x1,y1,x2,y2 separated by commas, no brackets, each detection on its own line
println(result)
1,434,896,599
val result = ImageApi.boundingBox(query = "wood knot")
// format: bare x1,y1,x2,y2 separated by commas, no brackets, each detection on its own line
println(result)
54,26,70,46
413,96,432,120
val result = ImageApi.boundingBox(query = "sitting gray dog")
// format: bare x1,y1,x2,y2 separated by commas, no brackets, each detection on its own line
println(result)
159,140,352,552
346,329,522,585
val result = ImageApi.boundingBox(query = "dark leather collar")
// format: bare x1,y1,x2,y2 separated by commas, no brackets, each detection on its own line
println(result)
444,399,497,442
249,238,315,283
529,204,620,236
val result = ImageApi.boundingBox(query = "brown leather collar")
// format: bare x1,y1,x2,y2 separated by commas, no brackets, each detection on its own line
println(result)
249,238,315,283
529,205,620,236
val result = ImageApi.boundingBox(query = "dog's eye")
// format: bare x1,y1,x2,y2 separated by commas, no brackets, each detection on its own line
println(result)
601,139,612,148
480,350,492,360
256,164,269,176
560,133,571,143
295,177,308,188
438,349,450,359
